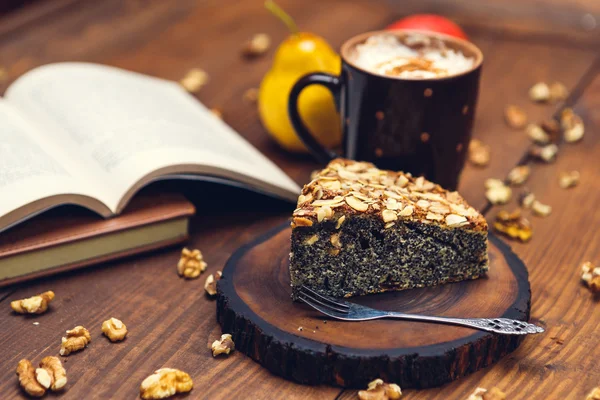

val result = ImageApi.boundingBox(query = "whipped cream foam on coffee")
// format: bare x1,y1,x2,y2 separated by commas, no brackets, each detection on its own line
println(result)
351,33,475,79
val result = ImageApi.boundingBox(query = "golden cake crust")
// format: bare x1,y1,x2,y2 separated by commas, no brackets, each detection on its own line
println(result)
292,159,487,232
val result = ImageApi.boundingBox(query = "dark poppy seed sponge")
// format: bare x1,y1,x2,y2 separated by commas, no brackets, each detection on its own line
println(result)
289,159,489,299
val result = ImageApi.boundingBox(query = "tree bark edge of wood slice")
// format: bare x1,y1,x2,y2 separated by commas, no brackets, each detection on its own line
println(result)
216,222,532,389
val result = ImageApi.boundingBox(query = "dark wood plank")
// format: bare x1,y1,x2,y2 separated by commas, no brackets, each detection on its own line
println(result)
0,0,598,398
0,197,340,399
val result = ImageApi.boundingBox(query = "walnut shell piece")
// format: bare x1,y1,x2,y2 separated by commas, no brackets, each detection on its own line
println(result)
102,317,128,342
358,378,402,400
60,326,91,356
211,333,235,357
204,271,222,297
177,248,207,279
11,291,55,314
16,359,46,397
140,368,193,400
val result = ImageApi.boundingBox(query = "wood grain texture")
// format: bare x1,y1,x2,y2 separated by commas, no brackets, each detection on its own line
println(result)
0,0,598,399
218,224,531,388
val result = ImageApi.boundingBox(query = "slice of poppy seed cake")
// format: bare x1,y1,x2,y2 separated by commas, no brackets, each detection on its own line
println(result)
289,158,489,299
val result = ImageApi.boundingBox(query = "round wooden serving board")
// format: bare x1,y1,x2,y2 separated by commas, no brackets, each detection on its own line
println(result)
216,222,532,389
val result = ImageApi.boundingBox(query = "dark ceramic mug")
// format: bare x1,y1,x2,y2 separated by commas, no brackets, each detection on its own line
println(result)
288,30,483,190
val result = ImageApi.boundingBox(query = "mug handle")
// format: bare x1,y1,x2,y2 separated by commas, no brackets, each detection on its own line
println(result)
288,72,341,164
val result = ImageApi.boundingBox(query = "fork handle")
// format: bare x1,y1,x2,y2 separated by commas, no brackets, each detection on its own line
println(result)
385,312,544,335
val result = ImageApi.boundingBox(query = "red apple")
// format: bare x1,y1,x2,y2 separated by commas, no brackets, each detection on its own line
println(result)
386,14,468,40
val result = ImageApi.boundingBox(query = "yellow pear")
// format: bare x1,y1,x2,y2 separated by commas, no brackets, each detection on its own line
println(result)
258,1,341,153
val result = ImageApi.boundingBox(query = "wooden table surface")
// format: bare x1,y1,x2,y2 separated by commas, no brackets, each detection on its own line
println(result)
0,0,599,399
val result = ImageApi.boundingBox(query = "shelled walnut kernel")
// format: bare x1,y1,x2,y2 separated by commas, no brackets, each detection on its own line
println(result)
519,191,535,209
16,359,46,397
60,326,91,356
559,171,580,189
358,378,402,400
504,105,527,129
243,87,258,103
493,209,532,242
531,200,552,217
529,82,550,102
11,291,55,315
140,368,193,400
16,356,67,397
485,179,512,205
466,387,506,400
204,271,222,297
507,165,530,186
241,33,271,57
549,82,568,102
526,124,550,144
529,144,558,163
581,261,600,293
102,318,128,342
177,248,207,279
468,139,491,167
179,68,208,93
586,387,600,400
212,333,235,357
38,356,67,391
561,108,585,143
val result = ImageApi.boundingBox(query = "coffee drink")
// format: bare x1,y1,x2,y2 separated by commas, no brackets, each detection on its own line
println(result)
349,33,475,79
288,29,483,190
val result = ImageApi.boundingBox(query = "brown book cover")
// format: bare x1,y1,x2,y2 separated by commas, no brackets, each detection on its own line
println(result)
0,193,195,287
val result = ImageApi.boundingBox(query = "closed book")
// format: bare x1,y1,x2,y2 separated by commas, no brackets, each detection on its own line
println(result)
0,193,194,287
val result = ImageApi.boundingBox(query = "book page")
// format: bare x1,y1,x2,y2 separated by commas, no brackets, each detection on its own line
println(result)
5,63,301,210
0,100,105,223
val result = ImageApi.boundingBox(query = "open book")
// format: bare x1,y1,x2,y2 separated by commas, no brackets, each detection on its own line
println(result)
0,63,301,232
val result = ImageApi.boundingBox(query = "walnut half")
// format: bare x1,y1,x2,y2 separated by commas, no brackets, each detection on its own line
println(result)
102,317,128,342
140,368,193,399
60,326,91,356
177,248,207,279
16,359,46,397
211,333,235,357
11,291,55,314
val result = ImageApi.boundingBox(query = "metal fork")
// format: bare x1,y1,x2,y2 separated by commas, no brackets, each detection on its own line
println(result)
298,286,544,335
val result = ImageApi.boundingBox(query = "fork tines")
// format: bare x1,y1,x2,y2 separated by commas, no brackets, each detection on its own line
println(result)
299,286,350,313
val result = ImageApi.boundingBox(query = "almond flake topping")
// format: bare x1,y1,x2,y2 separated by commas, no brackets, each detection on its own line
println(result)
292,159,485,230
346,196,369,212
